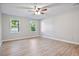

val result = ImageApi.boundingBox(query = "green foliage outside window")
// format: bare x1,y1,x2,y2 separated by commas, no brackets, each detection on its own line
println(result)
11,20,19,28
10,20,19,33
30,20,36,32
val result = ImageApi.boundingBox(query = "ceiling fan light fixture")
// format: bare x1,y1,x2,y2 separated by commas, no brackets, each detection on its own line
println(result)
34,11,41,15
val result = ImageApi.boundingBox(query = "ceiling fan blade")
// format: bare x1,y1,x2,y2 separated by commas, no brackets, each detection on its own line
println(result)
17,6,33,9
41,12,45,14
41,9,47,11
42,3,61,8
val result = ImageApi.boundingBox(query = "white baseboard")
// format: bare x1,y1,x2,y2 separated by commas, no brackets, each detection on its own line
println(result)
42,34,79,45
3,35,40,42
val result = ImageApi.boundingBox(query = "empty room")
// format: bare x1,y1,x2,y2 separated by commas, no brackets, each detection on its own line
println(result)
0,3,79,56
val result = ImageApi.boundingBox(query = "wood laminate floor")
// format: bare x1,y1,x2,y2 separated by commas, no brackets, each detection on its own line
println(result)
0,37,79,56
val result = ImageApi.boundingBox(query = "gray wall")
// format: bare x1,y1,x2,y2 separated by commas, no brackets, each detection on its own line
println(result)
2,14,40,41
0,6,2,46
41,8,79,43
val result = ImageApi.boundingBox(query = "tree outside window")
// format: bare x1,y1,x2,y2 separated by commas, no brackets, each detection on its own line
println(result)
10,20,19,33
30,20,36,32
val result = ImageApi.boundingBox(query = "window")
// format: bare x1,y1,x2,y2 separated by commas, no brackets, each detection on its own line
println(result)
30,20,37,32
10,20,19,33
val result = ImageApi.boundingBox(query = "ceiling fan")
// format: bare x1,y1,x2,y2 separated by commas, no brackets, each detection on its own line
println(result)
17,3,59,15
30,5,48,15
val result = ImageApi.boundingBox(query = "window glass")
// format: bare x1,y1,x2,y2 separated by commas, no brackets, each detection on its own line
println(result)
30,20,37,32
10,20,19,33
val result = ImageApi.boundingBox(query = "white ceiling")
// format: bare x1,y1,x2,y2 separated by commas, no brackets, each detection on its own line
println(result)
1,3,79,19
